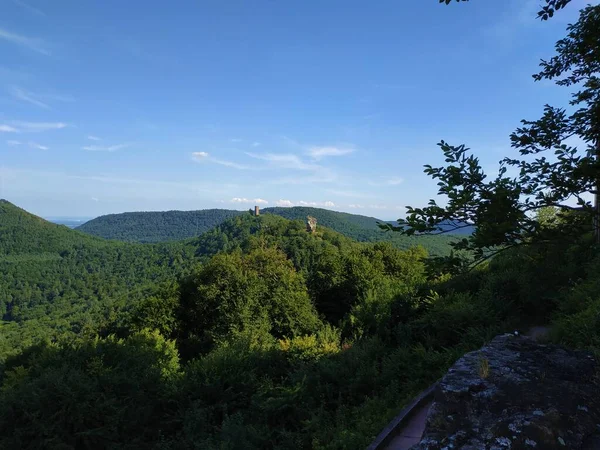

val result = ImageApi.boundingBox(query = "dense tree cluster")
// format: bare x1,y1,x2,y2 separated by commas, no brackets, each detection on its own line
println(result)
2,198,598,449
77,205,459,256
77,209,245,242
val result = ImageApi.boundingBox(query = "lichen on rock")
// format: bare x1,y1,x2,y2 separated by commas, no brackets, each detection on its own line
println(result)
412,334,600,449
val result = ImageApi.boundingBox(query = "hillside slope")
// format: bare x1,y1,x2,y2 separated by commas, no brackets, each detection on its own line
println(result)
77,209,245,242
0,200,104,254
76,206,457,255
2,200,599,450
0,200,195,357
0,200,414,358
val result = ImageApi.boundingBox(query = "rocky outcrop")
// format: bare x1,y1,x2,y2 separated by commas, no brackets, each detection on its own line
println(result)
307,216,317,233
413,334,600,450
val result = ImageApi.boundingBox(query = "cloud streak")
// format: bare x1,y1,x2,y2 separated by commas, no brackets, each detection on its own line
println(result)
10,86,50,109
11,0,46,16
275,199,335,208
246,152,320,171
28,141,48,150
347,203,403,211
231,197,268,204
83,143,130,152
307,146,354,160
0,27,50,55
6,139,48,149
3,121,68,133
191,151,251,170
87,135,101,141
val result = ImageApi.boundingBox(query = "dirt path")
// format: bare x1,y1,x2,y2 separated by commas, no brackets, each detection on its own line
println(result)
383,400,432,450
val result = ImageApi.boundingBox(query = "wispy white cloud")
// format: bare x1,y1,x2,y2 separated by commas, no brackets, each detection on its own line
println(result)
28,141,48,150
5,121,68,133
347,203,403,212
91,197,99,202
246,152,320,171
275,199,335,208
230,138,242,143
191,151,250,170
231,197,268,204
0,27,50,55
87,135,101,141
11,0,46,16
83,143,129,152
6,139,48,149
9,87,75,109
252,142,261,147
1,167,238,205
9,86,50,109
276,199,294,207
307,146,354,160
385,177,404,186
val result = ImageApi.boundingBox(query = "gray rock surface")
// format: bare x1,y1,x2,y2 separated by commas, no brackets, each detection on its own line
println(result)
306,216,317,233
412,334,600,450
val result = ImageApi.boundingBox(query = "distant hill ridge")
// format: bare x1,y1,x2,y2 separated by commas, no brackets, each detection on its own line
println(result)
75,206,462,256
76,209,245,243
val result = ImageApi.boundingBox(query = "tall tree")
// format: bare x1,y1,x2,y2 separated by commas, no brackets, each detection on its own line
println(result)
386,5,600,266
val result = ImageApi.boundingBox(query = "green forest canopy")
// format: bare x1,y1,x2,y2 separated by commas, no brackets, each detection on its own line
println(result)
75,205,461,256
1,197,600,448
1,2,599,448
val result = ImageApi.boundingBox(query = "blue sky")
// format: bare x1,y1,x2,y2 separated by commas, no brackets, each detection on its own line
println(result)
0,0,595,219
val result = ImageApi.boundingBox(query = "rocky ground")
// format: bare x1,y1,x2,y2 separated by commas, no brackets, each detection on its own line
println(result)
412,334,600,450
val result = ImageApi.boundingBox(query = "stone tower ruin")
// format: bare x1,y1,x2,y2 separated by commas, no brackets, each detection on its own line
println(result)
306,215,317,233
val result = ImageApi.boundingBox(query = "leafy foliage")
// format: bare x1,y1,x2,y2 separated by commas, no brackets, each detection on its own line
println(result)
387,5,600,267
177,247,323,354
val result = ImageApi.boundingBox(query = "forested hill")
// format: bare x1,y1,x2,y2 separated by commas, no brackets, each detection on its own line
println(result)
0,200,415,359
263,206,383,234
2,200,600,449
77,206,457,255
0,199,195,358
76,209,245,242
0,199,104,254
75,206,382,243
